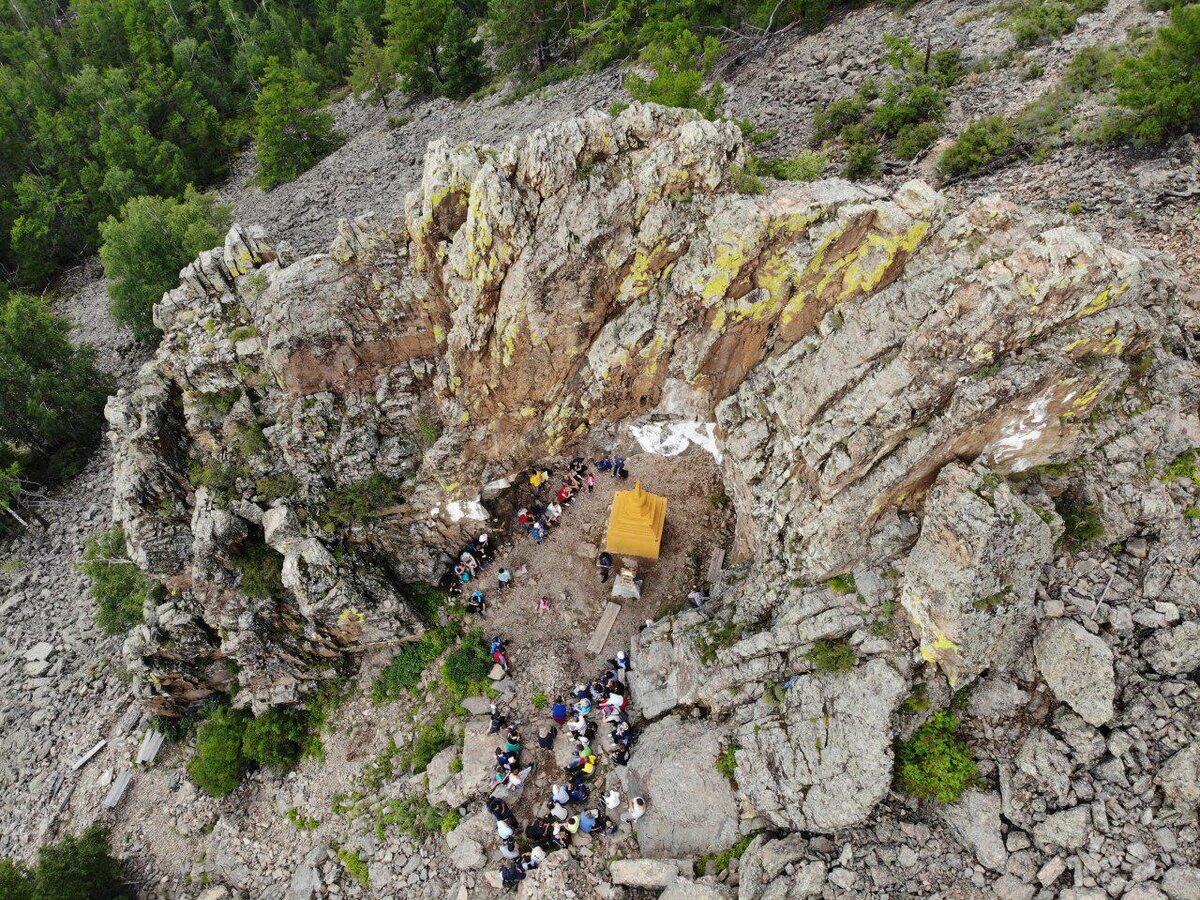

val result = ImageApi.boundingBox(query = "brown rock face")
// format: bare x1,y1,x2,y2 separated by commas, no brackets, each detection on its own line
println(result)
106,103,1195,713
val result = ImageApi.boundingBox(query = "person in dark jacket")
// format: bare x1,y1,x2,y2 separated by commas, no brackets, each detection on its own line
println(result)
500,860,526,891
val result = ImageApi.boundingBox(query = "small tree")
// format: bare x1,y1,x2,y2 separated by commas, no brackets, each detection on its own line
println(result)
348,19,395,108
386,0,451,95
936,116,1016,180
242,708,309,771
99,188,232,342
254,59,344,190
626,32,727,120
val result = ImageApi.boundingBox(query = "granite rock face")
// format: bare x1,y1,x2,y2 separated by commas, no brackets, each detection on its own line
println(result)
108,103,1193,752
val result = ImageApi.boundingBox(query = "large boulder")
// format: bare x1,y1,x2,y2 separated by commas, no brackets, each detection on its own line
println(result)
1034,620,1116,726
735,660,906,832
1158,743,1200,821
1140,622,1200,675
625,716,740,857
936,788,1008,871
901,462,1055,687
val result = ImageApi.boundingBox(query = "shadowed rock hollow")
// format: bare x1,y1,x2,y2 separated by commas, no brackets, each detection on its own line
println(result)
106,104,1196,841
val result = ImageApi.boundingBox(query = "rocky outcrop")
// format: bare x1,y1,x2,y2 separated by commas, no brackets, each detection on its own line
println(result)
109,101,1195,726
901,461,1055,687
735,660,906,832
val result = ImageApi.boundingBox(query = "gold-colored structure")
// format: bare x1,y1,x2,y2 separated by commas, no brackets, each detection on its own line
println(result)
605,481,667,560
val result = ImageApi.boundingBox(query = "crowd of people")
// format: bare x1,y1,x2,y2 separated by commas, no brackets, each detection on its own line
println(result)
430,451,651,890
485,651,647,890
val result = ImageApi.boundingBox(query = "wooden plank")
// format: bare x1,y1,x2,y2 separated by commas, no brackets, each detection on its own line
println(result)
71,739,106,771
707,547,725,584
102,771,132,809
136,729,165,766
588,602,622,655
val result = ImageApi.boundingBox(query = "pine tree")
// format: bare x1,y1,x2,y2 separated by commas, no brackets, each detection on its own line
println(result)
348,19,396,107
439,7,489,100
385,0,452,95
254,59,344,190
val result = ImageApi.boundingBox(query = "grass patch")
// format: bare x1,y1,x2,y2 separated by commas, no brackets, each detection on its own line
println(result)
694,834,755,878
1163,449,1200,484
895,710,979,803
1053,491,1105,548
715,742,739,783
371,625,458,704
234,540,285,600
826,573,857,594
337,849,370,888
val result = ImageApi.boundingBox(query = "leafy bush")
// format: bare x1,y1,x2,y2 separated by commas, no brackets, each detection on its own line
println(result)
894,711,979,803
189,458,244,506
337,849,370,888
826,573,857,594
715,742,739,782
626,32,727,120
1064,45,1122,92
0,825,132,900
242,708,309,772
1164,449,1200,483
235,540,285,600
188,705,250,798
805,639,856,672
748,150,829,181
99,189,231,342
442,630,494,698
1111,5,1200,145
814,96,868,139
79,527,162,635
936,116,1016,179
401,581,447,619
402,717,455,773
843,143,879,180
892,121,941,159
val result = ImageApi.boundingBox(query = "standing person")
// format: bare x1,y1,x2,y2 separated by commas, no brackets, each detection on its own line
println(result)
597,551,613,584
497,568,512,590
551,696,569,725
586,471,596,493
537,725,557,750
467,589,486,615
621,796,647,824
611,454,624,478
530,469,548,494
500,859,526,891
537,595,550,616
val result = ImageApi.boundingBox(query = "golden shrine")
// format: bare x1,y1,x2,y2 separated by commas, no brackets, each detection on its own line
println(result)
605,481,667,560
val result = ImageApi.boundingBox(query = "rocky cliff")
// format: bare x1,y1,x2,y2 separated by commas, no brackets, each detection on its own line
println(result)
106,101,1198,844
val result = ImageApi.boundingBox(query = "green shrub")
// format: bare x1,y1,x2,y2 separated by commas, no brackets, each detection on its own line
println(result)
442,630,494,698
826,573,857,594
401,581,447,619
402,718,455,773
1006,0,1093,48
693,833,754,878
1054,491,1105,548
936,116,1016,179
99,188,232,342
749,150,829,181
372,626,456,703
189,458,243,506
1111,6,1200,144
843,143,879,180
892,122,941,159
895,710,979,803
242,708,309,772
78,527,161,635
715,743,738,782
255,473,301,502
1065,44,1122,91
235,540,285,600
188,706,250,798
531,692,549,709
625,32,727,120
15,825,132,900
814,96,867,138
733,168,767,195
805,639,856,672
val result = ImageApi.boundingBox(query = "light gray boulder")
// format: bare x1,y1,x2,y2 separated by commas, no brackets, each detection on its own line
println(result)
936,788,1008,871
1140,622,1200,675
1034,620,1116,726
1033,805,1092,850
625,716,739,857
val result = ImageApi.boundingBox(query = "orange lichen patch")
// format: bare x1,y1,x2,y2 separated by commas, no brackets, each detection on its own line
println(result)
281,331,437,395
